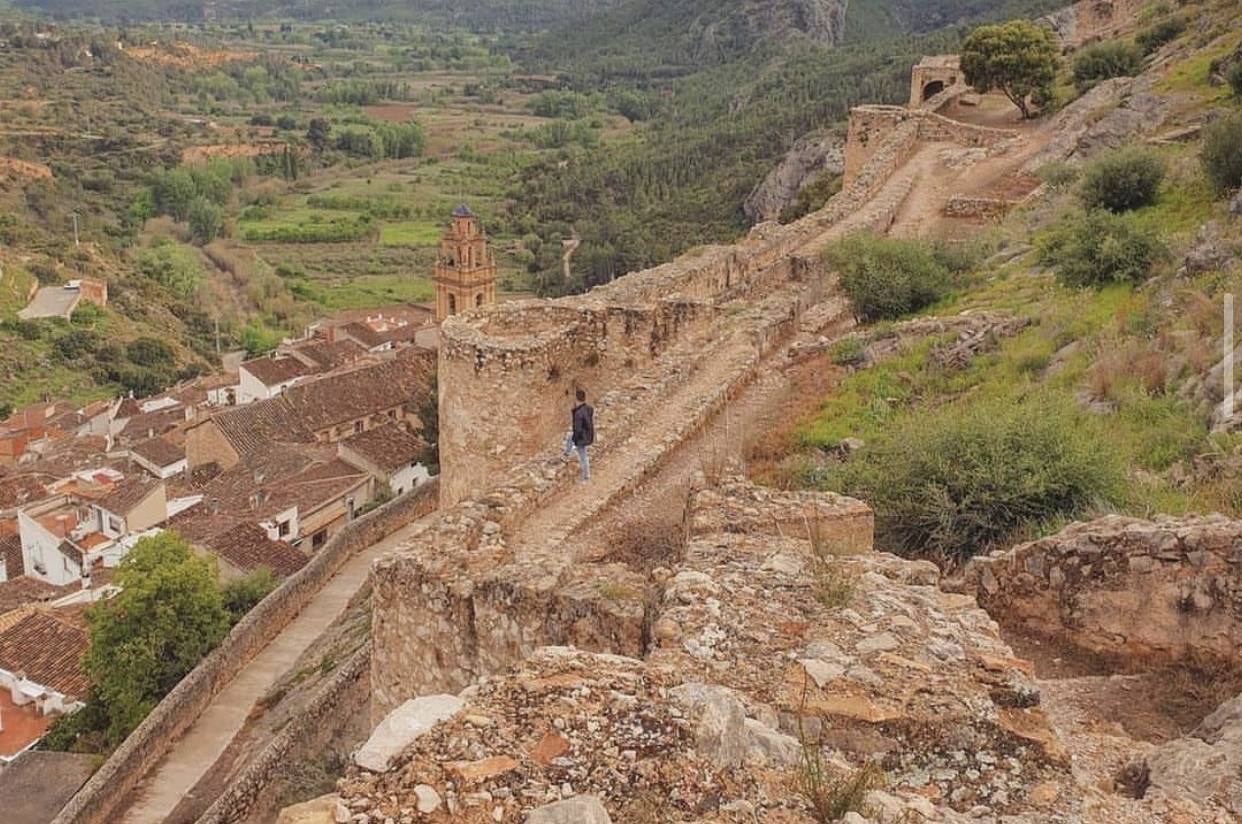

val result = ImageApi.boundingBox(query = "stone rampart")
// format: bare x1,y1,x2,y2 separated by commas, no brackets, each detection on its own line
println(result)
194,646,372,824
438,92,995,507
51,481,439,824
842,104,1016,187
956,514,1242,666
374,291,810,718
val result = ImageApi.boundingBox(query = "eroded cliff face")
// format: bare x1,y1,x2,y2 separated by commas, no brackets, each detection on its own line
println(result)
744,130,845,223
691,0,850,60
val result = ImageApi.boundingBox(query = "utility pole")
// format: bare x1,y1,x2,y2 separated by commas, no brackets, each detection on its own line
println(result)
72,212,80,247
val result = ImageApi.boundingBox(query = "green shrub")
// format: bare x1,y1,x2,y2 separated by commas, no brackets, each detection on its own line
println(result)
1078,147,1165,212
1135,18,1185,55
126,337,174,367
221,568,278,623
1038,161,1080,191
1229,61,1242,99
829,336,867,367
825,234,954,322
1073,40,1144,92
1200,112,1242,194
829,394,1123,563
1039,209,1164,288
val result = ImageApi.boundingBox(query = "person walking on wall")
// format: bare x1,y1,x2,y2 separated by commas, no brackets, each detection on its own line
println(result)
563,388,594,483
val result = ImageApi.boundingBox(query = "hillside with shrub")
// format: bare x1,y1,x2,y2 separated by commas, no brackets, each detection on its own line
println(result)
757,0,1242,565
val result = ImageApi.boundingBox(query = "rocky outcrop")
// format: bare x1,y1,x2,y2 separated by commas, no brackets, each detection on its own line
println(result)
744,130,844,222
1022,77,1174,173
1144,691,1242,814
958,514,1242,667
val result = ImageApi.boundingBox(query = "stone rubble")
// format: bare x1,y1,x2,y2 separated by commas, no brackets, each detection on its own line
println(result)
330,479,1083,823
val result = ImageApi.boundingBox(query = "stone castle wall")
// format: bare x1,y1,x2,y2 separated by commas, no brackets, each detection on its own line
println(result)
956,514,1242,666
51,482,440,824
438,93,1012,507
194,647,372,824
842,105,1016,187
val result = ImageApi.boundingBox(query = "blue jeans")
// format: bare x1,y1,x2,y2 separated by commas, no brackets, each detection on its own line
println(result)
563,434,590,482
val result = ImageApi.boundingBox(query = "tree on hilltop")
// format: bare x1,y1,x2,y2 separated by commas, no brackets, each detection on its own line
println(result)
960,21,1060,119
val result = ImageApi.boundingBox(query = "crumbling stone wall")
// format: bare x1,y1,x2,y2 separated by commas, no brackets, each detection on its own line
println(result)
344,480,1075,821
439,88,1017,507
842,104,1015,187
957,514,1242,666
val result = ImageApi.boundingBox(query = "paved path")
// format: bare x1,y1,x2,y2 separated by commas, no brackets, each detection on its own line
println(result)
122,515,434,824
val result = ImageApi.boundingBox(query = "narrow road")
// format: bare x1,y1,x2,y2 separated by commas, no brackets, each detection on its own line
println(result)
121,513,437,824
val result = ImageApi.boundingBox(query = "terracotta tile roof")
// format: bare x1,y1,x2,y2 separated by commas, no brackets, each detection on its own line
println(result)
0,577,69,616
283,351,433,434
118,407,185,444
289,339,367,371
1,533,23,579
205,400,313,460
341,423,425,473
94,477,160,516
130,437,186,470
115,398,142,419
241,355,311,387
167,508,243,545
339,321,420,349
0,609,89,698
24,436,110,478
202,352,433,459
205,522,307,578
0,475,49,509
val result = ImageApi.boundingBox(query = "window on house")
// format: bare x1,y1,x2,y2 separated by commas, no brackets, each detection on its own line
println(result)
278,520,291,538
312,530,327,550
354,420,364,434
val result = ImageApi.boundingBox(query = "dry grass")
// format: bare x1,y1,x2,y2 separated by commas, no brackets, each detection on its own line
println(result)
805,514,859,609
793,674,884,822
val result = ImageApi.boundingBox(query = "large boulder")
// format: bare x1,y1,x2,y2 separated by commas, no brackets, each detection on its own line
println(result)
1145,692,1242,814
353,694,464,773
525,795,612,824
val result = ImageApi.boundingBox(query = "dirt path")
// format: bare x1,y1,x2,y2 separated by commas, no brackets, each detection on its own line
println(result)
120,512,438,824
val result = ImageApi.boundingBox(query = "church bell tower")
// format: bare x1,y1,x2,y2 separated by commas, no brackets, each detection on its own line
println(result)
434,204,497,322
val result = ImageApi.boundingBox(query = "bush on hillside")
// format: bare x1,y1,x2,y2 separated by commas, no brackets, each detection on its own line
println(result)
1078,147,1165,212
828,394,1123,563
1229,61,1242,99
1135,19,1185,55
1037,161,1079,191
1072,40,1144,92
1200,112,1242,194
1038,209,1165,287
825,234,955,322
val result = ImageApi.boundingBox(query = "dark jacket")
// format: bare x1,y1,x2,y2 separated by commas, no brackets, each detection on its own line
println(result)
571,402,595,447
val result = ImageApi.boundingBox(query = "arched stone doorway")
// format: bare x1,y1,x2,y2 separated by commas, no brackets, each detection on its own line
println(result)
922,80,946,103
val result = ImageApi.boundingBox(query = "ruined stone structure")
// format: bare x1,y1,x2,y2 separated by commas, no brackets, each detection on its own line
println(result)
957,514,1242,667
433,205,497,322
841,103,1017,188
331,479,1078,821
909,54,962,108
